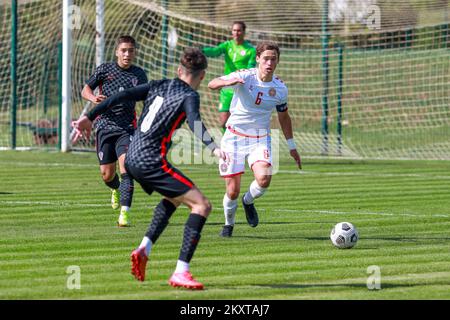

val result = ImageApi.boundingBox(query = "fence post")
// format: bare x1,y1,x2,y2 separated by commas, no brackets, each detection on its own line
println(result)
321,0,330,155
337,43,344,155
10,0,17,149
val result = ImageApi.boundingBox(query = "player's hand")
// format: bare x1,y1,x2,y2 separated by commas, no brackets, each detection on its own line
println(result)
213,147,229,162
92,95,107,105
71,115,92,144
290,149,302,169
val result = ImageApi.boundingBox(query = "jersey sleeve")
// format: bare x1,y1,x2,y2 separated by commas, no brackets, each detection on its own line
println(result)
85,63,106,90
202,41,227,58
220,69,250,89
183,94,218,151
87,83,151,121
138,68,148,85
276,86,289,112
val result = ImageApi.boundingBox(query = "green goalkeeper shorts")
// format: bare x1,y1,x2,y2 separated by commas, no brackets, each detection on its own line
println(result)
219,89,234,112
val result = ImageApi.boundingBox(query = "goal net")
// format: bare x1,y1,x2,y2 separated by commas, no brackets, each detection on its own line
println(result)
0,0,61,149
1,0,449,160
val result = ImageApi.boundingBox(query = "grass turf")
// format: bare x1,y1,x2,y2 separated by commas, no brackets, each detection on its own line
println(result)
0,151,449,300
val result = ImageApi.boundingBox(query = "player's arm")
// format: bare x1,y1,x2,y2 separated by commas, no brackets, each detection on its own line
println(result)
136,69,149,112
183,95,227,161
82,64,107,104
202,41,227,58
277,108,302,169
208,72,245,90
86,83,150,120
81,85,107,105
138,69,149,85
72,83,151,143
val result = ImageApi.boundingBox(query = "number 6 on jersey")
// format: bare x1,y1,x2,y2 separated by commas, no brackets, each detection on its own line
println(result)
255,91,263,105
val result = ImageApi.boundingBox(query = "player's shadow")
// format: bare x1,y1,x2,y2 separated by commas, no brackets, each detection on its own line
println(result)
253,283,418,290
358,236,450,242
206,221,315,226
0,192,14,194
227,235,450,247
302,160,389,166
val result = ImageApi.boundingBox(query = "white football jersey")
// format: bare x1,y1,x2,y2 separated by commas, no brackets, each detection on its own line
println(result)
222,68,288,134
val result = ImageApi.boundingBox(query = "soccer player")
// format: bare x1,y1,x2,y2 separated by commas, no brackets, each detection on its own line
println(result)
77,35,148,227
208,41,302,237
72,48,227,290
202,21,256,132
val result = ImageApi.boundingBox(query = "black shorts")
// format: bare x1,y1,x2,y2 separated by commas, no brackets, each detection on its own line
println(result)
125,161,194,199
96,131,131,165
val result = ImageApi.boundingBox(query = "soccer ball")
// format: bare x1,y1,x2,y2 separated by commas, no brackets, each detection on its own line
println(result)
330,222,359,249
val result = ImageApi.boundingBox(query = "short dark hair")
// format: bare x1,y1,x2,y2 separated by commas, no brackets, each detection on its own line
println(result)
116,35,136,48
180,47,208,77
256,41,280,59
232,21,246,32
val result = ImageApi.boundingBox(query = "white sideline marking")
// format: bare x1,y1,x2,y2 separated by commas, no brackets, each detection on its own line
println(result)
184,167,450,180
279,170,450,180
178,166,450,180
270,208,449,218
2,161,450,180
0,200,103,207
0,161,96,168
217,207,449,218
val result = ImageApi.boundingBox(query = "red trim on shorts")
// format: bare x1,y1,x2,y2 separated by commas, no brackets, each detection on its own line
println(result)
221,172,244,178
227,126,269,138
160,112,193,188
250,160,272,172
94,82,103,122
132,110,137,129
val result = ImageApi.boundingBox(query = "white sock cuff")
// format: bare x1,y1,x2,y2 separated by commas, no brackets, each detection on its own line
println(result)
175,260,190,273
223,193,238,209
250,180,266,197
139,236,152,256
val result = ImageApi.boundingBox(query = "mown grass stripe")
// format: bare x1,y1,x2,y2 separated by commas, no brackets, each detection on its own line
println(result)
0,151,449,299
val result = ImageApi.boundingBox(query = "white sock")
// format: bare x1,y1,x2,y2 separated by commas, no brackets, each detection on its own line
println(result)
175,260,190,273
243,180,267,205
121,206,130,212
223,194,238,226
139,236,152,256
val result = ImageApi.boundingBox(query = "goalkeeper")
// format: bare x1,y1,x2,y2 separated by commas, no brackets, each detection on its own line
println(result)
202,21,256,132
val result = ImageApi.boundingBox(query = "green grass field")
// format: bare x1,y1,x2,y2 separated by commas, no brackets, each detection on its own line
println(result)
0,151,449,300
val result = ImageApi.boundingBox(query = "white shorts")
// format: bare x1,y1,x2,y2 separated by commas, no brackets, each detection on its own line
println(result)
219,126,272,177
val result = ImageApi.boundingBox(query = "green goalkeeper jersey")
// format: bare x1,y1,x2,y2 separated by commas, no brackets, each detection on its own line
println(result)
202,40,256,75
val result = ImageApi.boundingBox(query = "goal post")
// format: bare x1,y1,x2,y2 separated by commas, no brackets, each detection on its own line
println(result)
61,0,72,152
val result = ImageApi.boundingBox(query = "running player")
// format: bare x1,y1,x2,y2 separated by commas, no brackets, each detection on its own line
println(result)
202,21,256,132
72,48,226,290
77,35,148,227
208,41,302,237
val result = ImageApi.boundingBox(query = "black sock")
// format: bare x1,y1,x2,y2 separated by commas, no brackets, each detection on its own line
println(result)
178,214,207,263
145,199,177,244
105,174,120,190
119,173,134,207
